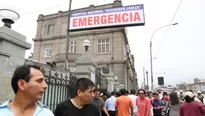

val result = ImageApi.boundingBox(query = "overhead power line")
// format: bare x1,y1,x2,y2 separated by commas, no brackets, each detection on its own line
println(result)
21,1,70,16
0,2,70,17
154,0,184,57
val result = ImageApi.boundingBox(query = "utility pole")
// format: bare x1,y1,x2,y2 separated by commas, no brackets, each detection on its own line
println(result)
143,67,146,89
150,41,153,90
65,0,72,70
149,23,178,90
146,71,149,91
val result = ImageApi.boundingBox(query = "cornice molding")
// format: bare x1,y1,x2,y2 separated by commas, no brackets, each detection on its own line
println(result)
33,35,66,42
33,28,124,42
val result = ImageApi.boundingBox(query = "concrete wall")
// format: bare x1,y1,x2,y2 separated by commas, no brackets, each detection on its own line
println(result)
0,26,31,103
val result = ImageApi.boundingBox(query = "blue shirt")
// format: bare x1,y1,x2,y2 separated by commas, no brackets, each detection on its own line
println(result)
151,99,163,116
0,100,54,116
105,96,116,111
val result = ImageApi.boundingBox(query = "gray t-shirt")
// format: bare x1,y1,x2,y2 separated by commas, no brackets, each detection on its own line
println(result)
92,97,104,116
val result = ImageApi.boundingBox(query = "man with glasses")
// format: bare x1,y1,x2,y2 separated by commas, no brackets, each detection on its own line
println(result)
54,78,100,116
136,89,152,116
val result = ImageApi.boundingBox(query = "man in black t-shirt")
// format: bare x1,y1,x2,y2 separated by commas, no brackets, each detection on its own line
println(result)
54,78,100,116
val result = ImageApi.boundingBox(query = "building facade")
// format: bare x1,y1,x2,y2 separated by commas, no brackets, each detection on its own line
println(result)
32,0,138,90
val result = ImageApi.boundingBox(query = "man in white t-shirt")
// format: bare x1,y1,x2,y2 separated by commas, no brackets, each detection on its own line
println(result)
128,89,138,116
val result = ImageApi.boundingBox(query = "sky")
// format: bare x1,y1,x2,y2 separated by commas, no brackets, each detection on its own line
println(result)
0,0,204,87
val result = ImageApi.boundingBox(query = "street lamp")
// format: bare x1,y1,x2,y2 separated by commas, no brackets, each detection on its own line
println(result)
143,57,156,89
0,9,20,28
114,76,118,82
146,71,149,90
83,39,91,51
65,0,72,70
150,23,178,90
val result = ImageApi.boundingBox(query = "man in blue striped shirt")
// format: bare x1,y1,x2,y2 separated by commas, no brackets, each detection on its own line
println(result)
105,91,116,116
0,65,54,116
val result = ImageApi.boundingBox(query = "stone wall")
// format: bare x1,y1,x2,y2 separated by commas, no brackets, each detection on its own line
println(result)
0,26,31,103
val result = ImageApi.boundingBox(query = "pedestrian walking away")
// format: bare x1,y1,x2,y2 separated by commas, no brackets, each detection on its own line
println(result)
128,89,138,116
180,91,205,116
115,89,133,116
105,91,117,116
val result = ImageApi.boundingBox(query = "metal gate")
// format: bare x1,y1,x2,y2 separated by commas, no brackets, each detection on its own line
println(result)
95,67,108,91
41,68,77,111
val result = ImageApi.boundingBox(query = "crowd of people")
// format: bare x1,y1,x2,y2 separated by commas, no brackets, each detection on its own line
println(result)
0,64,205,116
90,88,205,116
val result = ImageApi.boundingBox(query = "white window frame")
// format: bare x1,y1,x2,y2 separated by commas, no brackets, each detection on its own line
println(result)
45,24,54,35
69,41,76,53
97,38,110,54
43,44,52,57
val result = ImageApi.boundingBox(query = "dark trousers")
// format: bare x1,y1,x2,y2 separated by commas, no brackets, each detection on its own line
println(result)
108,111,116,116
101,110,106,116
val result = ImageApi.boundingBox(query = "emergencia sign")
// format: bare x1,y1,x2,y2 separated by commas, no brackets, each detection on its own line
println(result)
69,4,145,31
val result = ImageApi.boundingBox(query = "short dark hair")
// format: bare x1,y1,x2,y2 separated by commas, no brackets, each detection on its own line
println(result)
94,88,101,93
163,92,168,96
138,89,146,94
184,95,194,102
130,89,136,94
75,78,95,96
116,92,121,97
111,91,116,96
11,65,41,94
120,89,127,95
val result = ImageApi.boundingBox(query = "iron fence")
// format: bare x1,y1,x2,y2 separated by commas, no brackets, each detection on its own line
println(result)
41,68,77,111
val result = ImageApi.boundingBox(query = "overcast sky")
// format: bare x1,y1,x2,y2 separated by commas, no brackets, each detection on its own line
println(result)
0,0,204,87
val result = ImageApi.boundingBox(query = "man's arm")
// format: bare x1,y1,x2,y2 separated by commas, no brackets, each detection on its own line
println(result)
102,106,110,116
145,108,150,116
105,99,108,109
199,103,205,115
145,98,151,116
130,107,133,116
115,99,118,116
160,100,165,109
129,99,134,116
101,98,109,116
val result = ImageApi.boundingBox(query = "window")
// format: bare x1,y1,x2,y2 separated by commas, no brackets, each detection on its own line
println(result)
45,24,54,35
98,38,110,53
69,41,76,53
43,44,52,57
